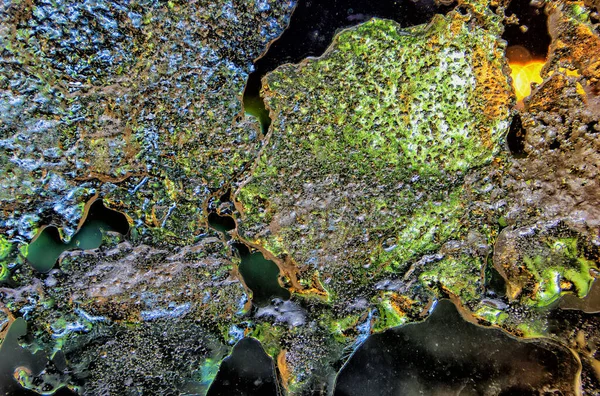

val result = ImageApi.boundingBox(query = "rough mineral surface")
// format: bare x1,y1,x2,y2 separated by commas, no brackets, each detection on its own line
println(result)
1,0,600,395
236,9,513,388
243,13,511,294
494,220,599,306
0,0,294,394
0,0,294,243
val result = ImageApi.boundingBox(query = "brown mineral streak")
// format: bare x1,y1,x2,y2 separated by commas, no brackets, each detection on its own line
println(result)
231,229,303,291
0,306,15,341
73,171,146,184
474,46,512,122
277,349,291,391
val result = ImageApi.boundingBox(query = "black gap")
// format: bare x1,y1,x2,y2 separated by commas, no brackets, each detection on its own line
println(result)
506,113,527,157
38,225,62,245
0,318,48,396
52,351,67,372
27,199,129,273
85,199,130,235
334,299,579,396
585,0,600,16
219,189,232,204
36,208,59,228
588,121,598,133
208,189,233,215
53,387,78,396
207,338,279,396
581,234,600,263
207,212,236,233
503,0,550,63
564,125,572,141
331,348,354,374
549,139,560,149
456,5,469,16
485,264,507,297
207,189,236,233
233,242,250,257
243,0,457,131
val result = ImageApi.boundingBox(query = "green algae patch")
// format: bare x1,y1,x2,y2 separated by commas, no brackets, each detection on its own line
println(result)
235,12,512,385
474,305,508,326
369,189,465,273
238,11,511,315
234,16,513,388
329,313,365,343
371,292,413,333
249,322,285,359
420,255,484,303
494,220,600,307
0,236,13,281
263,15,510,175
0,263,9,282
0,236,11,260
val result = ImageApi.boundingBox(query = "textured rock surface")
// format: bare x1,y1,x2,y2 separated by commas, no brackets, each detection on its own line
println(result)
1,0,599,395
0,0,294,243
0,0,295,394
237,8,514,390
494,219,599,306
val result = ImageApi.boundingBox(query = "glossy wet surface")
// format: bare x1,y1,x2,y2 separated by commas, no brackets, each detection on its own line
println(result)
207,338,278,396
560,279,600,313
334,300,580,396
26,199,128,273
236,245,291,307
0,319,46,396
1,0,599,394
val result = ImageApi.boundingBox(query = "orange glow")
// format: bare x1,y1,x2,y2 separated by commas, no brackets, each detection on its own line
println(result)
509,61,545,102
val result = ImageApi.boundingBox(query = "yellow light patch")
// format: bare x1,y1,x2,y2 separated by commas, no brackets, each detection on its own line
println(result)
509,61,545,102
576,82,586,97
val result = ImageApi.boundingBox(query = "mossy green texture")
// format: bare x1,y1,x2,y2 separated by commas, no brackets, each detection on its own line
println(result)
494,221,600,307
235,13,512,388
266,15,510,173
0,262,8,282
524,241,597,307
0,235,11,281
329,313,364,343
368,189,464,272
474,305,508,326
0,235,10,260
420,255,484,302
372,300,407,333
240,12,511,306
249,322,285,359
